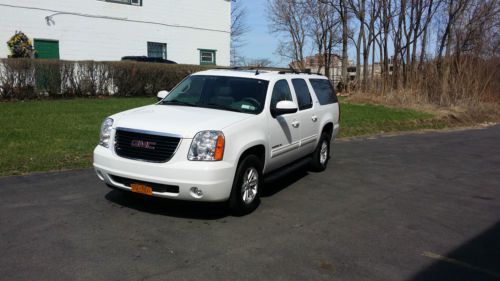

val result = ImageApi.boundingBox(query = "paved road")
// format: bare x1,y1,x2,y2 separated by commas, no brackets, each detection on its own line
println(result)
1,126,499,281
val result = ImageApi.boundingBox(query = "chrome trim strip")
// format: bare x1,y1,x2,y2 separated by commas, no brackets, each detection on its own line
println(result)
301,134,318,146
271,142,300,158
115,127,183,139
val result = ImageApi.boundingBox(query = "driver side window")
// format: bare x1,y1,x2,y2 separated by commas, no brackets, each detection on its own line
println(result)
270,80,293,109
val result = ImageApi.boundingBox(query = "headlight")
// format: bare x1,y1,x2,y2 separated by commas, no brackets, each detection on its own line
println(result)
188,131,225,161
99,118,114,148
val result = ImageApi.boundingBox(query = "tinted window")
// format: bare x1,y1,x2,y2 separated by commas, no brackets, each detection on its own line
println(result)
270,80,293,109
162,75,269,114
309,79,338,105
292,79,313,110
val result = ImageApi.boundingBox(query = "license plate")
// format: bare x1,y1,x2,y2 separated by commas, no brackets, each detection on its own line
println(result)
130,183,153,196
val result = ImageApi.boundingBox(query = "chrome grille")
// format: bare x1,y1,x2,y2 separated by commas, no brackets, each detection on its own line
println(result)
114,128,181,163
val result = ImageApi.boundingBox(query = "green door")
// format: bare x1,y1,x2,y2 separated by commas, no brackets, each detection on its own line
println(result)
34,39,60,94
34,39,60,59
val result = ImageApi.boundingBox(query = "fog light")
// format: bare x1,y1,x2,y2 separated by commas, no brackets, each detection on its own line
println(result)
96,170,105,181
190,187,203,198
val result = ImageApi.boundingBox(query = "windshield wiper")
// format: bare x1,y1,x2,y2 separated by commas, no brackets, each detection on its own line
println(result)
202,103,244,113
161,100,196,107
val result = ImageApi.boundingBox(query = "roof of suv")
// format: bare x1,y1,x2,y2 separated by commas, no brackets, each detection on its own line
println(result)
193,69,327,81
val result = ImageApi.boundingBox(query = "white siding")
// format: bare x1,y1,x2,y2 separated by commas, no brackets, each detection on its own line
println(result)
0,0,231,65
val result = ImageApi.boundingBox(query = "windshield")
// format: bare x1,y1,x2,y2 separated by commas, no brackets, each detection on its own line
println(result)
161,75,269,114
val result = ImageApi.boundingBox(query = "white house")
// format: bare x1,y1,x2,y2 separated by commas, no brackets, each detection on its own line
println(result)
0,0,231,66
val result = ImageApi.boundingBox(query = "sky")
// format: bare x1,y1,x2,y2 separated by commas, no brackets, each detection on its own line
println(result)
237,0,283,66
237,0,354,67
235,0,399,68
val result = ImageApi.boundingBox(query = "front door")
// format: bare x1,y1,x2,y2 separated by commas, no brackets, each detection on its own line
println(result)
267,79,301,172
34,39,60,94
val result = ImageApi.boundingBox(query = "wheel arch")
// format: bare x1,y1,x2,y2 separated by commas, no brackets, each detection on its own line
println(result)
236,144,266,171
322,122,334,139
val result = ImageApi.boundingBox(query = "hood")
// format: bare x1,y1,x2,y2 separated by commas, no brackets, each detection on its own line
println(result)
112,104,252,138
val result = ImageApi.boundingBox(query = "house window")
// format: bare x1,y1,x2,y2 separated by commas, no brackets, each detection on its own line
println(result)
148,42,167,59
199,49,216,65
105,0,142,6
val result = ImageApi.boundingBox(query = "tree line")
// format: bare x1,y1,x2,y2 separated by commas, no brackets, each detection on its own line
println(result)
266,0,499,104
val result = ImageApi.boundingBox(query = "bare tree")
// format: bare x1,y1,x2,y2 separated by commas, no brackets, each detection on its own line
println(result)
231,1,250,66
244,58,273,67
268,0,310,70
319,0,350,90
306,0,341,79
380,0,392,91
363,0,380,89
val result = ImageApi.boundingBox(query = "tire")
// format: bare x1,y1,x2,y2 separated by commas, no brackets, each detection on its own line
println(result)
229,155,263,216
310,133,331,172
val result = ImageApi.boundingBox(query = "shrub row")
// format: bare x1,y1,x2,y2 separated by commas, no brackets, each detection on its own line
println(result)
0,59,212,100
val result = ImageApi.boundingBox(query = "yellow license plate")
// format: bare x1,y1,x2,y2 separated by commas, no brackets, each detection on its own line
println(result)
131,183,153,196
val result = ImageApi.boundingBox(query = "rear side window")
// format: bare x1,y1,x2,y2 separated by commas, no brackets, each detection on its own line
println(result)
292,79,313,110
309,79,338,105
270,80,293,109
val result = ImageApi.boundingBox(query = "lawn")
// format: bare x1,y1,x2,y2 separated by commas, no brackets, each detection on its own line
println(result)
0,98,443,176
338,102,445,138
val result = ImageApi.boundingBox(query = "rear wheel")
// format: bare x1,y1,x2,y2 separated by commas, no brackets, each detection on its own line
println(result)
229,155,262,215
310,133,331,172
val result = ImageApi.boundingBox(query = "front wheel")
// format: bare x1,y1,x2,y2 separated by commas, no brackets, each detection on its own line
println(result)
310,133,331,172
229,155,262,216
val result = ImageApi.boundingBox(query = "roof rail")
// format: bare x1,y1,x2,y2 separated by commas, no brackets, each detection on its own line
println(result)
215,66,315,75
277,68,313,75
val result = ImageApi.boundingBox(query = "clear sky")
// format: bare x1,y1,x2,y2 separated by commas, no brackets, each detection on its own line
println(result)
238,0,283,66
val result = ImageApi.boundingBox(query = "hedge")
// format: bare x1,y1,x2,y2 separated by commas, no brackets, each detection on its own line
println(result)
0,59,212,100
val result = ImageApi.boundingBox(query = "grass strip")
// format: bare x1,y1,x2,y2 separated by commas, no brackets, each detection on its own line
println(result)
1,98,443,176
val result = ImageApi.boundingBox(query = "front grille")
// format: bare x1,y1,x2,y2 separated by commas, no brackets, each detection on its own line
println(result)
110,175,180,193
114,128,181,163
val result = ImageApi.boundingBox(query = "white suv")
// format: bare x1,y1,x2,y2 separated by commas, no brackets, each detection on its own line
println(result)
94,69,340,214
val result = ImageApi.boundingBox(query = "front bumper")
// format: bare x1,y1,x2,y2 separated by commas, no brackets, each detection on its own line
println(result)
333,124,340,138
93,144,236,202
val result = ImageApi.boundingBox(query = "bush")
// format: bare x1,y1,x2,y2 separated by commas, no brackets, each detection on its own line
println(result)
0,59,212,100
6,31,34,58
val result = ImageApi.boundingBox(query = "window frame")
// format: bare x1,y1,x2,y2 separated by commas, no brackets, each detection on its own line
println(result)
103,0,142,6
270,79,294,112
198,49,217,65
309,78,338,105
291,78,313,111
147,42,167,59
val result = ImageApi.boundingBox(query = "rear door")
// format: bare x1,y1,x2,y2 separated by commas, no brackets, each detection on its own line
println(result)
291,78,320,157
267,79,302,172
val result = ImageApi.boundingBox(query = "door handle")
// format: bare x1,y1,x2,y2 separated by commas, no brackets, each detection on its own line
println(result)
311,115,318,122
292,121,300,128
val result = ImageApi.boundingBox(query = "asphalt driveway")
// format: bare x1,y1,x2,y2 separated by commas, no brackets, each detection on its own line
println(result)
1,126,499,281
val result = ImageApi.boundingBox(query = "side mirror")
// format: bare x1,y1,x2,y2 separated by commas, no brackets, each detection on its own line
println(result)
272,100,298,117
157,90,169,101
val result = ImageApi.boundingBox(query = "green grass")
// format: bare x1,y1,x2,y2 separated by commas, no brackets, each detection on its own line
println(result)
338,102,446,138
0,98,156,177
0,98,444,176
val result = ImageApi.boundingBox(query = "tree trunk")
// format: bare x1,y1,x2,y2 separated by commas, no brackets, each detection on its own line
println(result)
341,0,349,91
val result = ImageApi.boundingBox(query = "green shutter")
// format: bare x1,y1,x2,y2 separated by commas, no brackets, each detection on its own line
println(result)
34,40,60,59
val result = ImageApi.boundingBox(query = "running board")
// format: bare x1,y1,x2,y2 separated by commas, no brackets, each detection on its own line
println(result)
263,156,312,183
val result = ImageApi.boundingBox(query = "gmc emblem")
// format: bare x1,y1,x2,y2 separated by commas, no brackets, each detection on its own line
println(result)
131,140,157,150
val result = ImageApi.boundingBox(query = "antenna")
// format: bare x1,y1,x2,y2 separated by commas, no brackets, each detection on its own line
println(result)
255,69,260,75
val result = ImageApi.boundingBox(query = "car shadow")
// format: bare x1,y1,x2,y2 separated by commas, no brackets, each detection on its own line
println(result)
103,160,311,219
261,162,310,197
408,220,500,281
104,189,229,220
